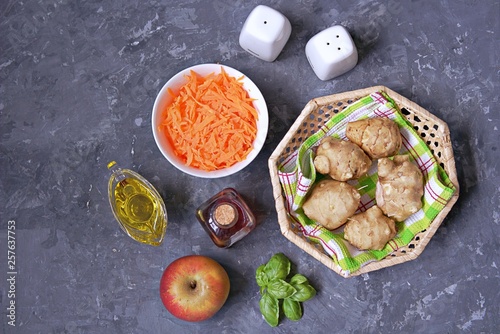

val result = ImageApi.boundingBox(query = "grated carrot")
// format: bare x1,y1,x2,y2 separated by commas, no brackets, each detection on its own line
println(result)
159,68,259,171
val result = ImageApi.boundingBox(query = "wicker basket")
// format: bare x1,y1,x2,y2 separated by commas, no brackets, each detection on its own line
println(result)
268,86,459,277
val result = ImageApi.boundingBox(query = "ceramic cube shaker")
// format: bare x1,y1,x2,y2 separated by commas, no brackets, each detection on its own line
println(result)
305,25,358,80
239,5,292,62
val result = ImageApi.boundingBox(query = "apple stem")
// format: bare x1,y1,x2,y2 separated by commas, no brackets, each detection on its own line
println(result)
190,280,197,290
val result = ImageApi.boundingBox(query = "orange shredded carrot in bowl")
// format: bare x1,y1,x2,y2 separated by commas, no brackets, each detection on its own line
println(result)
159,68,259,171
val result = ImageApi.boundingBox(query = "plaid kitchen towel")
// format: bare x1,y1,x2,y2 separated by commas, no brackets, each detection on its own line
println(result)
278,91,457,276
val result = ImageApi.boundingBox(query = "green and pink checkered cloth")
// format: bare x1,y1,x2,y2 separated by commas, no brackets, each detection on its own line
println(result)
278,91,456,276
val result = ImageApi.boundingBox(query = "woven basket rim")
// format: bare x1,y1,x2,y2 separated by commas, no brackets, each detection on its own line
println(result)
268,85,459,277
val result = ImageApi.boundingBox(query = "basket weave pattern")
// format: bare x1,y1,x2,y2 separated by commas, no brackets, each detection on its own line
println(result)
269,86,459,277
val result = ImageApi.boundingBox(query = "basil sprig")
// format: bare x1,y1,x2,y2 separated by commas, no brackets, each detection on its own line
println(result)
256,253,316,327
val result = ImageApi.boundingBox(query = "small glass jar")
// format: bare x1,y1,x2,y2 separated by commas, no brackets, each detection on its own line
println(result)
196,188,256,248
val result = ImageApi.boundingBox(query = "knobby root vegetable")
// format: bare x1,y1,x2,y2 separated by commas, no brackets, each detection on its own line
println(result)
344,205,397,250
302,179,360,230
346,117,402,159
376,155,424,222
313,137,372,181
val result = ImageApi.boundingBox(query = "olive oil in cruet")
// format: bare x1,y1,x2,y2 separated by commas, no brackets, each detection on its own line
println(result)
107,161,167,246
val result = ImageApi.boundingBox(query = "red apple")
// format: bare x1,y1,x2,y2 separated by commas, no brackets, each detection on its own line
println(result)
159,255,230,322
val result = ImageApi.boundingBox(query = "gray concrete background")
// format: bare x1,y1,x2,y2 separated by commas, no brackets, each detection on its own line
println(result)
1,0,499,333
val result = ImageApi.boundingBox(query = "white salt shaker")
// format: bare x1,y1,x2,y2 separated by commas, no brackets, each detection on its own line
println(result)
239,5,292,62
305,25,358,80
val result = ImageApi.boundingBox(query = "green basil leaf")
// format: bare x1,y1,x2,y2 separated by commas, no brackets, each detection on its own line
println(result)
289,274,308,286
267,279,297,299
290,283,316,302
256,264,269,287
264,253,290,280
259,292,279,327
283,298,302,321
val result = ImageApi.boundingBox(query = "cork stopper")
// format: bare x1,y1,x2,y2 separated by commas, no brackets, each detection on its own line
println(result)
213,203,237,227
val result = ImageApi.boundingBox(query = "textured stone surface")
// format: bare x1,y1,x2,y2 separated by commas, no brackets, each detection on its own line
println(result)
1,0,499,333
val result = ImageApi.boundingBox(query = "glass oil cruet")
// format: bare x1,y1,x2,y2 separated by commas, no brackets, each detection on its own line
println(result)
107,161,167,246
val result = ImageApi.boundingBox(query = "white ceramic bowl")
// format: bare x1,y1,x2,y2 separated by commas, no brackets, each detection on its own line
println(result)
152,64,269,178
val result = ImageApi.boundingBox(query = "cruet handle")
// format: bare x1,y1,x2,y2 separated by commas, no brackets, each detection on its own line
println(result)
107,161,126,182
